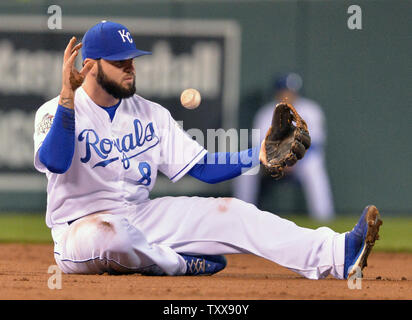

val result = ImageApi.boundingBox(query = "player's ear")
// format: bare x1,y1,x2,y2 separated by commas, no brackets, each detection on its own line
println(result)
83,58,98,77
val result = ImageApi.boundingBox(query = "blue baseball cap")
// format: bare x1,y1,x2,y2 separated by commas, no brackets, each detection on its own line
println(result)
81,20,151,61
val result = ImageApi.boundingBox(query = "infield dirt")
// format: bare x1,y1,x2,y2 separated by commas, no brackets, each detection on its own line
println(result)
0,244,410,300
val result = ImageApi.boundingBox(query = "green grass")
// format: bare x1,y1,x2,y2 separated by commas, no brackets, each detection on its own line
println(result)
0,214,52,243
0,213,411,252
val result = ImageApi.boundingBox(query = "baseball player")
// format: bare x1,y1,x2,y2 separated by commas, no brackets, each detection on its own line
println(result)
234,73,335,221
33,21,382,279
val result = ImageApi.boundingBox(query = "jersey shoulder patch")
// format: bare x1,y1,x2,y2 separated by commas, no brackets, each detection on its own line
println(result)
37,113,54,134
34,96,59,136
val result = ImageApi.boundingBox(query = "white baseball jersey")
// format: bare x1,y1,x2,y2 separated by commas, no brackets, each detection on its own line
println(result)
33,87,207,228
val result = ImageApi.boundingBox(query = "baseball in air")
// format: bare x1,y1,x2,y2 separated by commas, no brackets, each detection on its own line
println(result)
180,88,201,109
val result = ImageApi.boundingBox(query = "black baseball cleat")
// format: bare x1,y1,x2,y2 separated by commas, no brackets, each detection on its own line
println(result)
344,205,383,279
180,254,227,276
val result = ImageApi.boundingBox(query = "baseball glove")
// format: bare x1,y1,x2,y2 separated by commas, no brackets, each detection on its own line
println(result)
259,102,311,179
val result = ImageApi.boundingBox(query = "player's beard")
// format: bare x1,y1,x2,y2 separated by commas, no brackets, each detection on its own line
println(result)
96,60,136,99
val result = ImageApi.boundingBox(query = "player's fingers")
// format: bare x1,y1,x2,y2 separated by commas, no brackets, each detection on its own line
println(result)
79,60,95,78
66,49,79,68
63,37,77,62
71,43,82,55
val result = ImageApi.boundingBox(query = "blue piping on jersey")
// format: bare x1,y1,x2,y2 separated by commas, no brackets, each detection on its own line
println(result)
170,149,206,181
54,252,158,273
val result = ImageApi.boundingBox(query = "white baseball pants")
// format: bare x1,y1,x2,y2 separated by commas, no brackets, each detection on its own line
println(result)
52,196,345,279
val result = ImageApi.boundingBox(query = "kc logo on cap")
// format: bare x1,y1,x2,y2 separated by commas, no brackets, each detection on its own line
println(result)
118,29,133,44
81,20,151,61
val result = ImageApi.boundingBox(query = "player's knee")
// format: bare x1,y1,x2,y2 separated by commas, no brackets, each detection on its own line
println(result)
68,214,133,255
97,217,133,255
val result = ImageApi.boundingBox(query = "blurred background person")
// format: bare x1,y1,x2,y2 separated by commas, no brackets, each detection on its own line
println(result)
233,72,335,222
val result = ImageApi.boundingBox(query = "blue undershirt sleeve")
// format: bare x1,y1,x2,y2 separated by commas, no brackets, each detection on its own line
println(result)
187,146,261,184
38,105,75,174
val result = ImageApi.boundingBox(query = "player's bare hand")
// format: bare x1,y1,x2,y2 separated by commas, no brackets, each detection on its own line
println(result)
59,37,94,109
